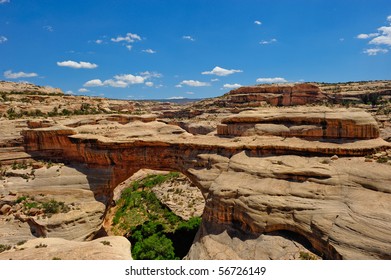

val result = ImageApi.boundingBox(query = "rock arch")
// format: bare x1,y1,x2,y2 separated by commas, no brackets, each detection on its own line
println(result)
21,108,391,259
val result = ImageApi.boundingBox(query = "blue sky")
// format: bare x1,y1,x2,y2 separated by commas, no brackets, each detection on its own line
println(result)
0,0,390,100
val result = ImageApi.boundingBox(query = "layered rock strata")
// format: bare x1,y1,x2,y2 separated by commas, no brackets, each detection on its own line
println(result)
226,83,328,106
14,107,391,259
217,107,379,139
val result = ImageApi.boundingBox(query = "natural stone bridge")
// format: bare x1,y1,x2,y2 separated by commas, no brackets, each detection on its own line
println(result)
21,107,391,259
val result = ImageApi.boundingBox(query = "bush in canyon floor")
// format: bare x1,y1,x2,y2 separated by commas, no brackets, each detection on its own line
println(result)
112,172,201,260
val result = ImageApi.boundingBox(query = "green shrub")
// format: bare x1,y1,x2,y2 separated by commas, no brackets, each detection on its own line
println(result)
0,244,12,253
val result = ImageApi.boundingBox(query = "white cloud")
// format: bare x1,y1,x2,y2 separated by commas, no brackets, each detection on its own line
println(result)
43,25,54,32
145,81,154,87
254,20,262,25
78,88,90,93
140,71,162,78
0,0,10,4
178,80,211,87
84,79,104,87
186,91,194,95
182,35,195,41
57,60,98,69
142,48,156,54
0,35,7,43
369,26,391,46
357,33,379,39
211,78,219,82
114,74,145,84
256,77,287,84
125,45,132,51
102,79,128,88
363,48,389,56
357,16,391,55
4,70,38,79
259,38,277,45
84,73,146,88
223,83,242,89
95,39,103,44
111,32,141,43
202,66,243,76
175,84,183,88
65,90,74,95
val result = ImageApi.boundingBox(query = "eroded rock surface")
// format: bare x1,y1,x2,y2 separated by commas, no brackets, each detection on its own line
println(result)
0,236,131,260
13,106,391,260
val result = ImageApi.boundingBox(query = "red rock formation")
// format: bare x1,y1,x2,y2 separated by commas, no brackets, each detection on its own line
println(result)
227,83,328,106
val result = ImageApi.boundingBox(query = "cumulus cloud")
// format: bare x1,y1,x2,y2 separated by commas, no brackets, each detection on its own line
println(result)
78,88,90,93
140,71,162,79
0,35,7,43
111,32,141,43
84,73,145,88
259,38,277,45
223,83,242,89
357,15,391,55
363,48,389,56
256,77,287,84
4,70,38,79
369,26,391,46
182,35,195,41
142,48,156,54
84,79,104,87
178,80,211,87
57,60,98,69
254,20,262,25
125,45,132,51
357,33,379,39
145,81,154,87
202,66,243,76
95,39,103,44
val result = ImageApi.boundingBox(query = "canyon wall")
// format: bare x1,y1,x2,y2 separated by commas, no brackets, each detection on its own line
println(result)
17,107,391,259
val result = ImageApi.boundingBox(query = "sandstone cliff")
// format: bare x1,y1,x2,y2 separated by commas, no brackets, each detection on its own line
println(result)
10,107,390,260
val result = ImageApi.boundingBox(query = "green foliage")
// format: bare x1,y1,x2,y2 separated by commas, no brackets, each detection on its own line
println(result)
100,241,111,246
35,243,48,248
132,233,177,260
0,244,12,253
12,160,28,170
299,251,317,260
112,172,201,260
42,199,69,214
16,196,28,203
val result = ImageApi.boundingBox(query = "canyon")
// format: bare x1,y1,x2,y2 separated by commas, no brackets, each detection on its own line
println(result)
1,81,391,260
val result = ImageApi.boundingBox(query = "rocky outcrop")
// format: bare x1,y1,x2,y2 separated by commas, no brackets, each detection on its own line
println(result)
0,236,131,260
226,83,327,106
15,108,391,259
0,81,63,95
217,107,379,139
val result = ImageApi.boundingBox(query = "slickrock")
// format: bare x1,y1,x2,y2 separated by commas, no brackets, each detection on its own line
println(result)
218,107,379,139
0,236,132,260
226,83,327,106
14,107,391,259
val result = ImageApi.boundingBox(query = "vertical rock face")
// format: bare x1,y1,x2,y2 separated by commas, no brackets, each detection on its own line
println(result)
217,107,379,139
15,109,391,260
227,83,327,106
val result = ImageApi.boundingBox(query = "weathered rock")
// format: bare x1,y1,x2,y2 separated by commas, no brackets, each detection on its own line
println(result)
0,204,11,215
218,107,379,139
0,236,132,260
227,83,327,106
17,113,391,260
